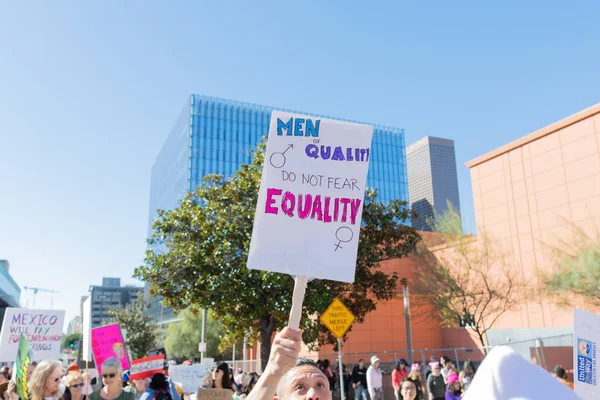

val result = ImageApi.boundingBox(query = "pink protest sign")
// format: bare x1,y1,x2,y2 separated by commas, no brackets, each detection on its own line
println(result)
91,324,130,373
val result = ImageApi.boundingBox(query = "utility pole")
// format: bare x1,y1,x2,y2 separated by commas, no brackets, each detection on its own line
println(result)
401,278,413,365
200,308,206,363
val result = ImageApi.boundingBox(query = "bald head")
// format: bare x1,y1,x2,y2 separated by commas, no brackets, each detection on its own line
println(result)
276,358,331,400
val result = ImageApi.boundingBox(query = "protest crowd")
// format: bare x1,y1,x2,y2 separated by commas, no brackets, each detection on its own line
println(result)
0,324,582,400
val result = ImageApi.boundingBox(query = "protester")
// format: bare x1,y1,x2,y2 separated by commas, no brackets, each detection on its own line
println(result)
366,356,382,400
0,369,10,388
27,362,38,381
90,358,134,400
458,360,475,391
234,368,244,389
26,360,65,400
140,373,172,400
444,373,461,400
399,378,418,400
211,363,234,392
392,359,409,400
320,360,335,399
244,327,324,400
408,364,424,400
351,359,368,400
126,378,148,400
462,346,578,399
439,357,450,384
425,357,437,381
239,372,259,399
426,363,445,400
64,372,88,400
551,365,574,390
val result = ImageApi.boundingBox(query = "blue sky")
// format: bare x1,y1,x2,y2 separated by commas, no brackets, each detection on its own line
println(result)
1,1,599,326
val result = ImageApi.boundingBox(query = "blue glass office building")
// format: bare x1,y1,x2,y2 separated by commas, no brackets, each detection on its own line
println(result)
145,95,408,323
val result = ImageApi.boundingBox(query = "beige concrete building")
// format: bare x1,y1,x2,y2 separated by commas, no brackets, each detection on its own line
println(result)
466,103,600,340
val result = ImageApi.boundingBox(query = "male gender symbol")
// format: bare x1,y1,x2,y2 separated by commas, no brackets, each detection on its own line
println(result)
269,144,293,168
334,226,354,251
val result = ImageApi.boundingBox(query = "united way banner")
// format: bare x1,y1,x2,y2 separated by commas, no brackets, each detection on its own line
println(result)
248,111,373,283
0,308,64,361
574,308,600,399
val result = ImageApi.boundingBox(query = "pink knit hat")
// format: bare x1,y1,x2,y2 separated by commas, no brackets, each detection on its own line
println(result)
447,371,459,384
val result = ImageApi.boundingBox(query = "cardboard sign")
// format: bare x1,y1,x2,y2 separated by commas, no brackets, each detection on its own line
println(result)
14,334,33,400
130,354,165,381
320,298,355,339
0,308,65,361
574,308,600,399
169,364,207,393
81,296,92,362
91,324,130,373
248,111,373,283
196,389,233,400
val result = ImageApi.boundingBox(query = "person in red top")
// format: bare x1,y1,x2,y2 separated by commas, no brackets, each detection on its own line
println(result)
392,359,409,400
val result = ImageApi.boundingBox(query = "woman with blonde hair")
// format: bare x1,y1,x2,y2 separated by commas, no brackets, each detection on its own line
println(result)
64,373,88,400
90,358,133,400
28,360,64,400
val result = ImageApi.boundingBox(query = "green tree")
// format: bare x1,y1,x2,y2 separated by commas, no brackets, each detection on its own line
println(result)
108,299,157,359
62,332,83,350
414,204,524,351
542,223,600,307
135,143,420,369
164,309,242,362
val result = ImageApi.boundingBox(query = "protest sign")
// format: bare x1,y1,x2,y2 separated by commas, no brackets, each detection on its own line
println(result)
574,308,600,399
81,296,92,362
0,308,64,361
196,389,232,400
91,324,130,373
14,334,33,400
130,354,165,381
247,111,373,284
169,364,207,393
247,111,373,329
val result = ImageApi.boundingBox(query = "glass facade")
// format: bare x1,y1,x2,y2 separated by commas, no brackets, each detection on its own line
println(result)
145,95,409,323
0,260,21,325
406,136,461,231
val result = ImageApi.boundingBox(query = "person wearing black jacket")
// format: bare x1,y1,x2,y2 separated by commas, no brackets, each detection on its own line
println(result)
351,360,368,400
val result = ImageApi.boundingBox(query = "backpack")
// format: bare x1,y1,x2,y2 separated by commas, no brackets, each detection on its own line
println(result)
153,389,172,400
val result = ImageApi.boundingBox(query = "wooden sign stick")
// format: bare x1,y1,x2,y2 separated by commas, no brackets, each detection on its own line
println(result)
288,275,309,330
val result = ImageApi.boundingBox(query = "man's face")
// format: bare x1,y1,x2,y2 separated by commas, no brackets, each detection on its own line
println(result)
358,361,364,369
279,365,331,400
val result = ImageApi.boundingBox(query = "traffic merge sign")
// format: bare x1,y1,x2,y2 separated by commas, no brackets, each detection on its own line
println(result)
320,298,355,339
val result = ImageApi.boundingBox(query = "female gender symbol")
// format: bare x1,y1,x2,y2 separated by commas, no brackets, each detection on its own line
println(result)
334,226,354,251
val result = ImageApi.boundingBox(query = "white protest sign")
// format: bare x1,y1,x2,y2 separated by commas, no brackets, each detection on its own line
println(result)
169,364,208,393
0,308,65,361
82,296,92,362
248,111,373,283
574,308,600,399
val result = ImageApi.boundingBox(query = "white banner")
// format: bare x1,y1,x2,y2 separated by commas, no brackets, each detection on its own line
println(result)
169,364,208,393
574,308,600,399
82,296,92,361
0,308,65,361
248,111,373,283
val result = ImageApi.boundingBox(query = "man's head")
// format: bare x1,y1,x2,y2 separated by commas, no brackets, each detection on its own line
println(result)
277,358,331,400
358,359,364,369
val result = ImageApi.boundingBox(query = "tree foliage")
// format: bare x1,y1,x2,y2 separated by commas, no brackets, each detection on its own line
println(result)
414,204,524,351
108,299,157,359
62,332,83,350
542,223,600,307
165,309,242,362
135,142,420,369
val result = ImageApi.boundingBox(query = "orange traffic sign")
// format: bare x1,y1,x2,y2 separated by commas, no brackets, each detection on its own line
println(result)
320,298,355,339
